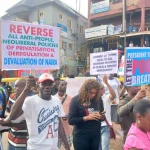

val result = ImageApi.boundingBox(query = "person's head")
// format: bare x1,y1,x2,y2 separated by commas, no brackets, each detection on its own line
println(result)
58,81,67,96
126,86,141,96
79,79,100,104
108,74,114,79
38,73,54,100
133,100,150,132
99,84,105,96
14,79,26,98
54,77,60,89
0,75,2,84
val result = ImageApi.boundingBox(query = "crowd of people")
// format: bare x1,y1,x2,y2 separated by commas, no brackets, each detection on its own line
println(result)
0,73,149,150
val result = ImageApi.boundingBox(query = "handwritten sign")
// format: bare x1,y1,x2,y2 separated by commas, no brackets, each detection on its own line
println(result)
0,21,60,70
125,47,150,86
90,50,118,75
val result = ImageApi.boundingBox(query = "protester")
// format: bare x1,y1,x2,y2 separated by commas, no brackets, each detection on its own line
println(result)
6,82,12,99
6,79,28,150
124,100,150,149
0,75,7,119
2,73,70,150
118,86,146,142
51,77,61,95
56,81,73,149
68,79,104,150
105,74,121,123
99,75,116,150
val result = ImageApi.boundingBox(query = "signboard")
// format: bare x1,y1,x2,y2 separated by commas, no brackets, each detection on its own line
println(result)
90,50,118,75
57,23,68,38
0,21,60,70
125,48,150,86
114,24,122,35
66,77,96,97
118,55,124,76
90,0,110,14
18,70,51,78
85,25,107,39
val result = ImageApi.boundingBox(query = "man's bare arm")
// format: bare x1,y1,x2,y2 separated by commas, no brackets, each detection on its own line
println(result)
8,76,35,120
58,118,70,150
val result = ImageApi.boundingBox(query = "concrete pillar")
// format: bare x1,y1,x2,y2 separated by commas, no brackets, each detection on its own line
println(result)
141,7,145,32
88,0,91,27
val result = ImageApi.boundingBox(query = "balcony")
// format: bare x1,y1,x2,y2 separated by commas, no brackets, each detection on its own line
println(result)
90,0,141,20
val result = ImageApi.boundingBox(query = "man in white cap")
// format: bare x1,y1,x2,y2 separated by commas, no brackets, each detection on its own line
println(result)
1,73,70,150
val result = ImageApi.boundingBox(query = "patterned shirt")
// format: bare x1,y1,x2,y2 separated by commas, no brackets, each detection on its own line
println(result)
6,93,28,148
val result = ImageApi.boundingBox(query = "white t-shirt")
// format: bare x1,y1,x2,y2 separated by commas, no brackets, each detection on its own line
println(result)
22,95,65,150
101,94,112,126
104,78,121,104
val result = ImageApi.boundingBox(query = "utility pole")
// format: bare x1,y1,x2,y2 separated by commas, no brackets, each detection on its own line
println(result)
76,0,78,12
78,0,81,13
123,0,126,53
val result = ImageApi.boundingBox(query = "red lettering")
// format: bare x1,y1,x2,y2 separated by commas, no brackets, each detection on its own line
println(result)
10,24,16,33
46,125,54,139
146,59,150,73
17,25,22,34
31,27,36,35
43,28,48,36
8,51,12,56
139,60,145,74
37,28,42,36
49,29,53,37
132,60,139,74
23,26,30,34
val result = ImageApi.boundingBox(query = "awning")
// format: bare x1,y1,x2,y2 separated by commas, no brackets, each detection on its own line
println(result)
120,31,150,37
86,34,121,41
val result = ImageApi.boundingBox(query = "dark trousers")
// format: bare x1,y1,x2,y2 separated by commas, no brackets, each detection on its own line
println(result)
73,133,100,150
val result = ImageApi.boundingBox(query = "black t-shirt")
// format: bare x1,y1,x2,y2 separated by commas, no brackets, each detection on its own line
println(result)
68,95,104,135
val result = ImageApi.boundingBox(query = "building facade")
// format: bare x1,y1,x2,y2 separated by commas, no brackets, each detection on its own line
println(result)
2,0,88,76
86,0,150,67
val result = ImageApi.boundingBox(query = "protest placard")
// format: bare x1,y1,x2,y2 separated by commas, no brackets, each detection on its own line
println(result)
90,50,118,75
125,47,150,86
18,70,52,78
118,55,124,76
0,21,60,70
66,77,96,97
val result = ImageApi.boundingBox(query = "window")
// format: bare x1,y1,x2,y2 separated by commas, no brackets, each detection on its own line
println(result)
67,18,72,29
80,25,84,33
59,14,63,20
39,12,44,19
62,41,67,50
68,43,73,50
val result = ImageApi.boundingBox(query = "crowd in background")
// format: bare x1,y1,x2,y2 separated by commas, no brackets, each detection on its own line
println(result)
0,73,149,150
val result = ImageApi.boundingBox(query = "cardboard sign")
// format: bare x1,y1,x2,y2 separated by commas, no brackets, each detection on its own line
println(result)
90,50,118,75
125,47,150,86
66,77,96,97
0,21,60,70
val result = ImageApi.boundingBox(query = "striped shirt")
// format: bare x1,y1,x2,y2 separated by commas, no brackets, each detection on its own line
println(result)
6,93,28,148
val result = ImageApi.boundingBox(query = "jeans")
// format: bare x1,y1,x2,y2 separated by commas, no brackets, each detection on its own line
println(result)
8,143,27,150
99,126,110,150
73,133,100,150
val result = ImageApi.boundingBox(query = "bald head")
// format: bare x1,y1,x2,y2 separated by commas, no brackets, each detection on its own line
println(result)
15,79,26,97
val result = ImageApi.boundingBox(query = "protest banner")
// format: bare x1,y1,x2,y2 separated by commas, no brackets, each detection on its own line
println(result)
125,47,150,86
66,77,96,97
90,50,118,75
0,21,60,70
18,70,52,78
118,55,124,76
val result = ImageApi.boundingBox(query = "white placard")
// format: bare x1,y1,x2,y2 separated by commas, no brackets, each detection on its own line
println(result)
85,25,107,39
66,77,96,97
0,20,60,70
90,50,118,75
